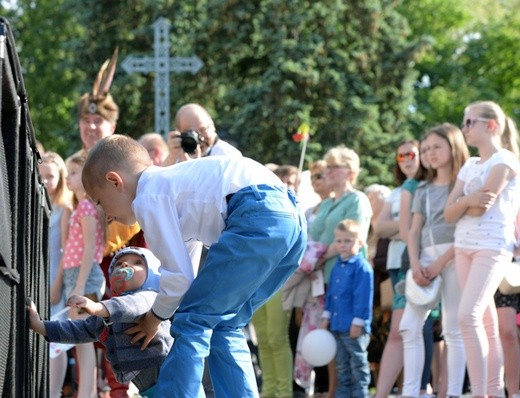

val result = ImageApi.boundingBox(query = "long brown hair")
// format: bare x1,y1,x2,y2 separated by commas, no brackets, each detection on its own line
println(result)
422,123,470,187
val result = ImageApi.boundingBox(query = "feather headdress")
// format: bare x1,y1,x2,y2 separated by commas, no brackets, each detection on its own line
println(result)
77,48,119,124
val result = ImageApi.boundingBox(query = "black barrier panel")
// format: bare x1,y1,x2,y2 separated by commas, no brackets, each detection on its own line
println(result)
0,16,50,398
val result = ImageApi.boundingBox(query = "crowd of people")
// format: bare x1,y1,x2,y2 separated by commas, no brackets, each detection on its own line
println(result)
28,51,520,398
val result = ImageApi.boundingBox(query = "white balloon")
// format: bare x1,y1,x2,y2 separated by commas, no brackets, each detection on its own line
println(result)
301,329,337,367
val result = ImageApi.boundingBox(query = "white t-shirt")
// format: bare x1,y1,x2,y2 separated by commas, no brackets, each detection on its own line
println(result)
385,186,406,270
455,149,520,253
133,156,283,319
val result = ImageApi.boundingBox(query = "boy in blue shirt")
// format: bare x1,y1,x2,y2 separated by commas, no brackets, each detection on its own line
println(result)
81,134,306,397
321,219,374,398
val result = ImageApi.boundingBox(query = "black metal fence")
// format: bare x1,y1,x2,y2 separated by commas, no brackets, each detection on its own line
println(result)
0,16,50,398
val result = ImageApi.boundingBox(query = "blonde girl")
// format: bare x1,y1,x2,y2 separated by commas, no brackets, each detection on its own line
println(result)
63,154,106,398
445,101,520,398
400,124,469,398
40,152,73,312
39,152,73,398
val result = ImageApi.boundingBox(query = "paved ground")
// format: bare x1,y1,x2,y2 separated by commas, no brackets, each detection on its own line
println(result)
129,383,476,397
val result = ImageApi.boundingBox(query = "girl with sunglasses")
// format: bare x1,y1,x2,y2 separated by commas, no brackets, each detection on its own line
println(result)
374,139,430,398
445,101,520,398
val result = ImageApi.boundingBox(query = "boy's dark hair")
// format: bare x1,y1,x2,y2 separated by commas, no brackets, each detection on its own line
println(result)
82,134,152,191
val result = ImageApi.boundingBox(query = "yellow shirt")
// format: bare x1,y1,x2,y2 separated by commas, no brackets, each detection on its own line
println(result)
104,221,141,256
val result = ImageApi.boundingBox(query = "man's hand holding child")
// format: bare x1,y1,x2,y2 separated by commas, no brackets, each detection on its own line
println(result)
126,310,162,350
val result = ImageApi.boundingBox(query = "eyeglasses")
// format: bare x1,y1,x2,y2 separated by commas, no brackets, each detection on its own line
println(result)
461,117,489,129
396,151,417,162
311,173,323,181
326,164,348,170
196,124,212,136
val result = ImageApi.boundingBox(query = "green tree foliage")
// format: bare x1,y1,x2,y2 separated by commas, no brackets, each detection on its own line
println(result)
459,10,520,119
7,0,520,187
398,0,520,138
397,0,471,132
178,0,422,186
1,0,86,153
1,0,422,186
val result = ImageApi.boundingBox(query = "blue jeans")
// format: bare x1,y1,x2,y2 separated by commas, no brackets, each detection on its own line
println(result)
333,331,371,398
154,185,307,398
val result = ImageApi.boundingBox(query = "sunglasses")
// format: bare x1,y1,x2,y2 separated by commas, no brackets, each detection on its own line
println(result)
396,151,417,162
461,117,489,129
311,173,323,181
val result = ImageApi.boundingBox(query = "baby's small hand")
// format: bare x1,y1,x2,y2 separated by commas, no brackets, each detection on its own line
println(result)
27,300,46,336
27,300,39,322
67,295,88,308
67,295,99,315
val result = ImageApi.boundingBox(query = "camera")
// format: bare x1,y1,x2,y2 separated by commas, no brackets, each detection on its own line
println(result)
180,130,201,154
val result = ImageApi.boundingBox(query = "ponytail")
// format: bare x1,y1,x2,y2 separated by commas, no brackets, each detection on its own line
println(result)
501,117,520,159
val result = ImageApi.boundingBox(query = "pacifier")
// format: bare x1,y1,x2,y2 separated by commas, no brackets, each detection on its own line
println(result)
110,267,135,296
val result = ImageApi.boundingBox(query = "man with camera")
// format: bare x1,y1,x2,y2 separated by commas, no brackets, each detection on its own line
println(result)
165,103,241,165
